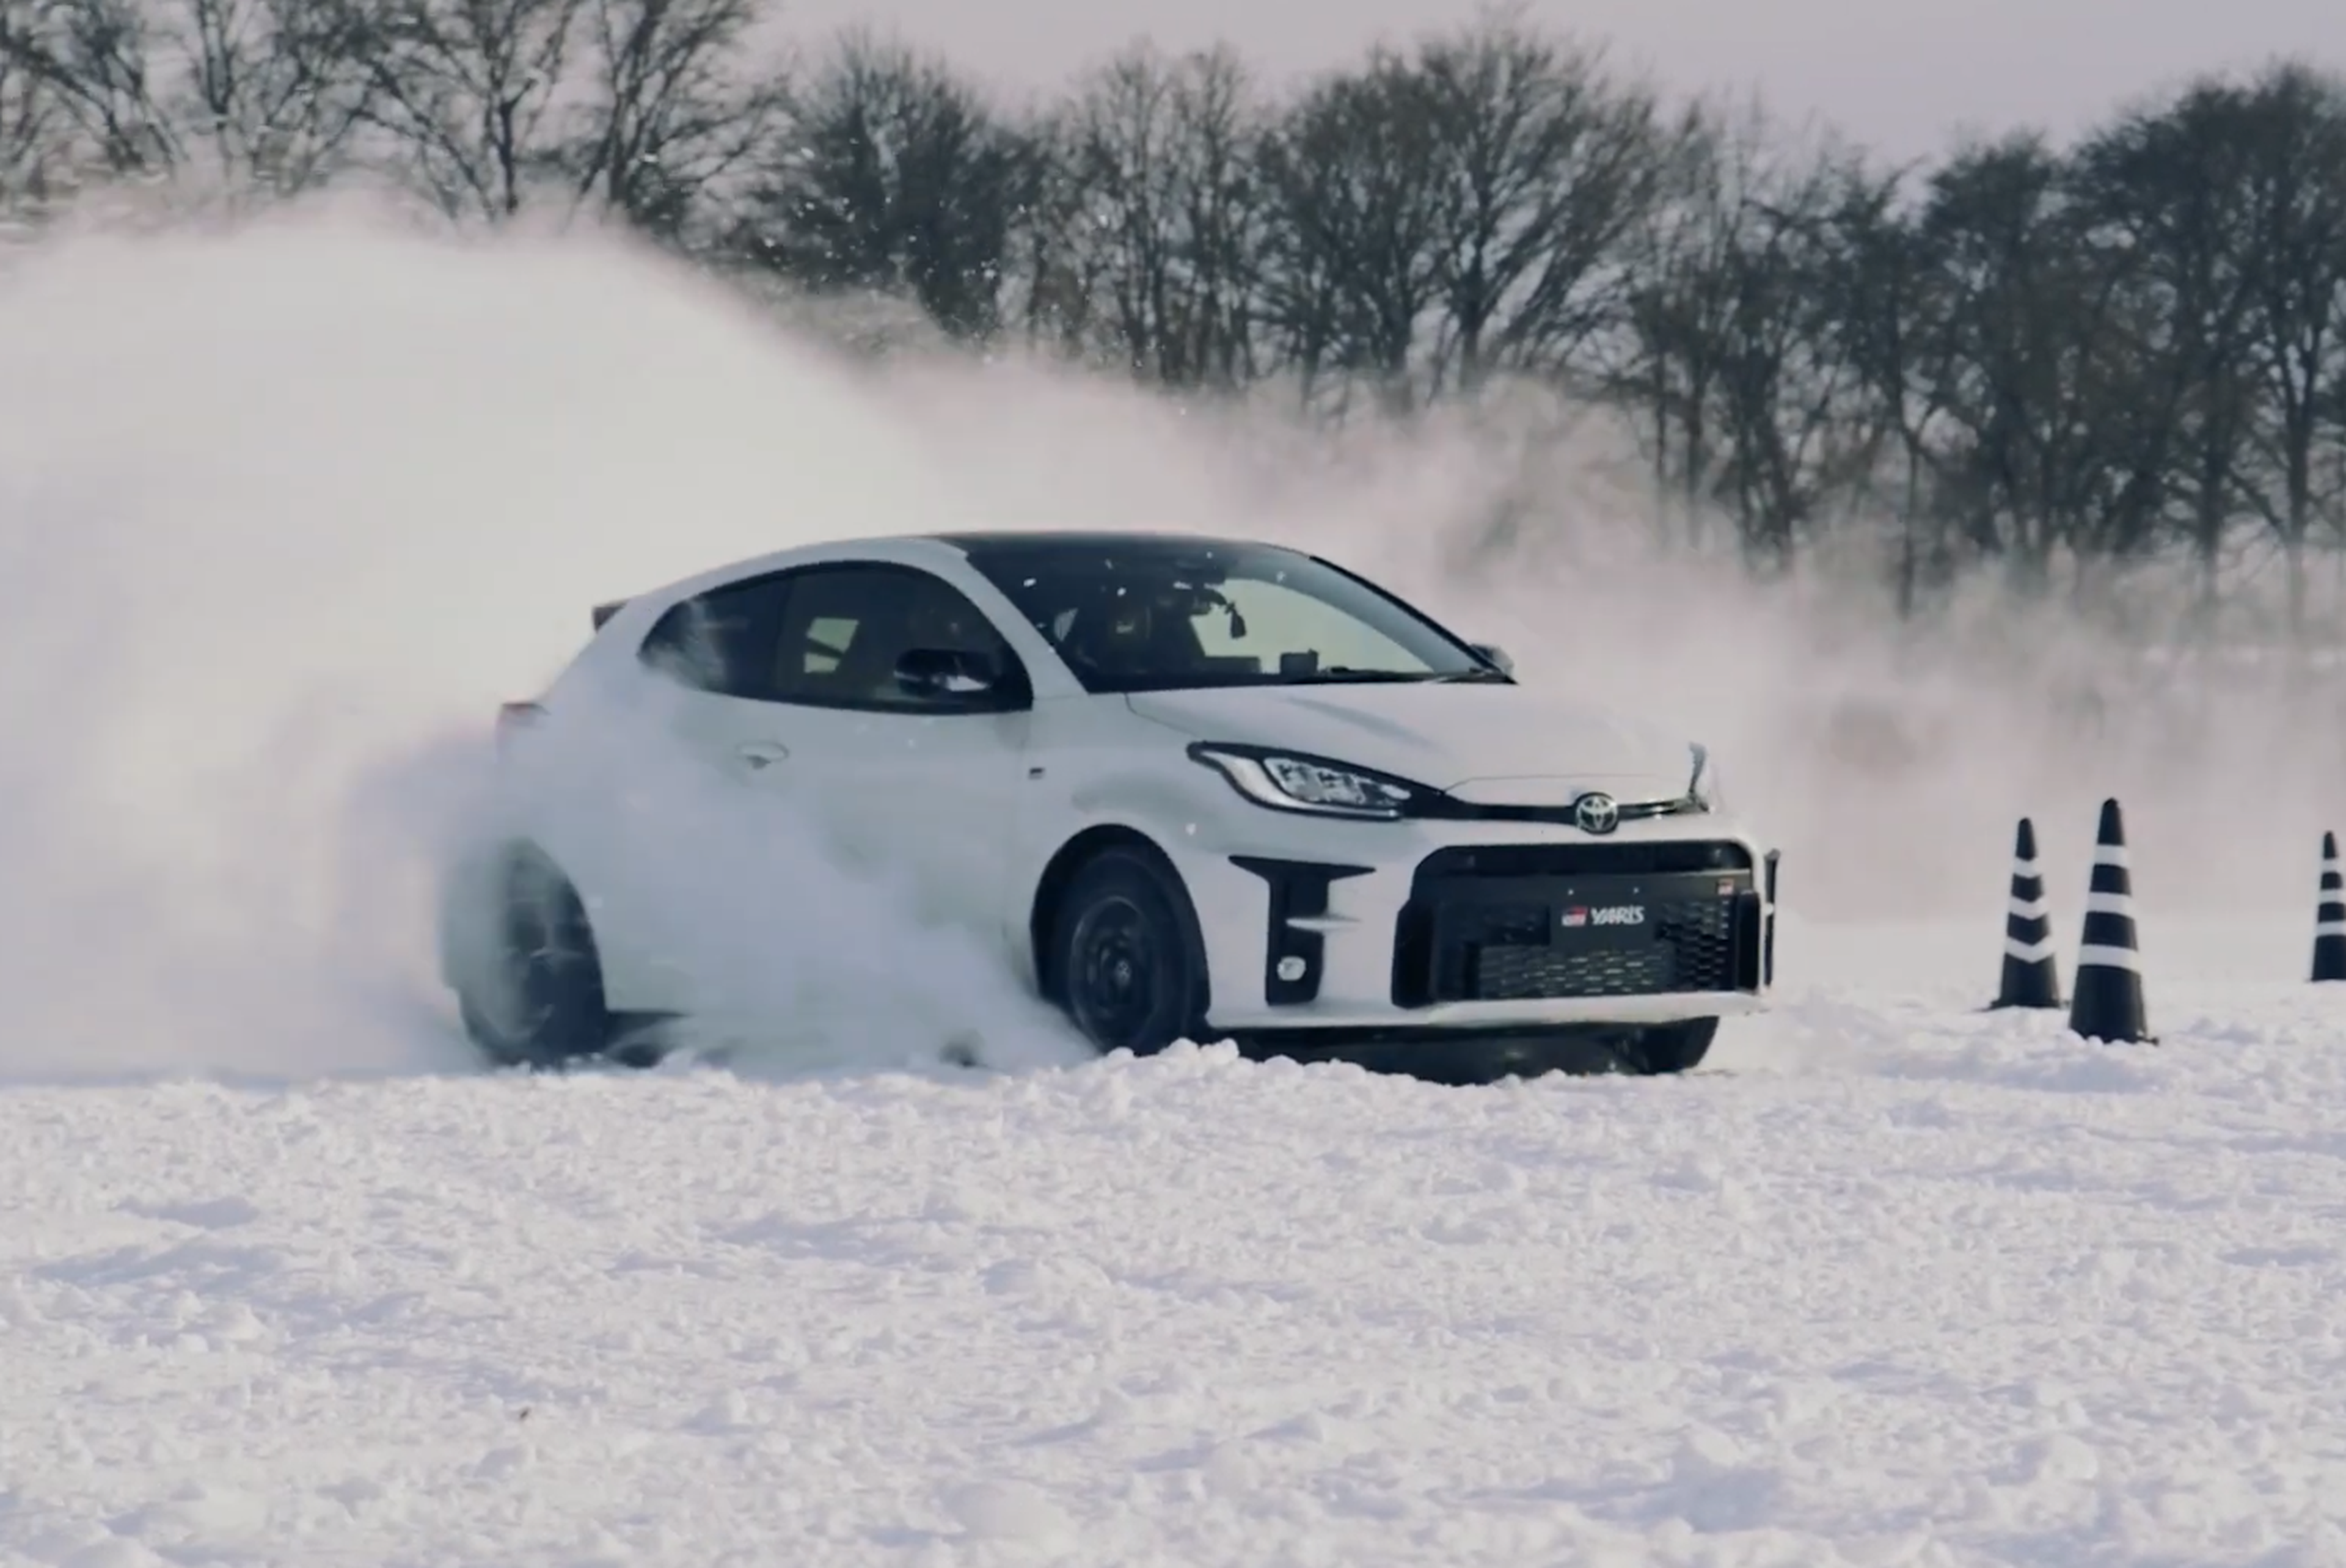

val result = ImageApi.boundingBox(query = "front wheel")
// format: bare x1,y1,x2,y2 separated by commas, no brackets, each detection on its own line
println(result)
1048,848,1208,1057
1626,1016,1718,1075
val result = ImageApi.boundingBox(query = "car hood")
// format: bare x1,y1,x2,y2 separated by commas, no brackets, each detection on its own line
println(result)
1124,682,1698,804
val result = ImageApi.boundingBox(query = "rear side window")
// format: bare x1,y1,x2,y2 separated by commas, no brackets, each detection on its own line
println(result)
637,573,792,697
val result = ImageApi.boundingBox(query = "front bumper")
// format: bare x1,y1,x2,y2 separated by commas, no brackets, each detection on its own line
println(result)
1163,815,1779,1035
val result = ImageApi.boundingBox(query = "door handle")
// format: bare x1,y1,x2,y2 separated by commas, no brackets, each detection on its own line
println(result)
735,740,790,770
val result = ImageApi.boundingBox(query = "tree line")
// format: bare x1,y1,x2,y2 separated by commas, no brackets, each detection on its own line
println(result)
6,0,2346,632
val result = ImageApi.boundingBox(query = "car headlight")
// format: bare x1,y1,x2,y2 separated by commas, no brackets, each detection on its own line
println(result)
1188,742,1420,820
1687,743,1723,811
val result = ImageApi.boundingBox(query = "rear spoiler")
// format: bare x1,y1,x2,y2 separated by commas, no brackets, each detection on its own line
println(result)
591,599,626,630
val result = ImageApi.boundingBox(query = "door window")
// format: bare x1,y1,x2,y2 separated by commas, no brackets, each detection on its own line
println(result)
772,564,1028,711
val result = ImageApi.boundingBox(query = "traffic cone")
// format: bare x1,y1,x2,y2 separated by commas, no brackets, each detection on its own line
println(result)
1990,817,2061,1009
2069,798,2153,1044
2313,832,2346,982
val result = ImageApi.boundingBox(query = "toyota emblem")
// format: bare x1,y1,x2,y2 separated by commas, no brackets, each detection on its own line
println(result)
1574,791,1620,835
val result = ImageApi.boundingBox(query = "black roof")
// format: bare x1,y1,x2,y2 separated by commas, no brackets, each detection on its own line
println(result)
928,530,1292,556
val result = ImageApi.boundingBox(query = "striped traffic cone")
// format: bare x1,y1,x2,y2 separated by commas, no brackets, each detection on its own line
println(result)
1990,817,2061,1009
2069,798,2153,1044
2313,832,2346,982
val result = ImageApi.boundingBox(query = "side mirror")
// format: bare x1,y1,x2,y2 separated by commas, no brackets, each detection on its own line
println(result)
1471,642,1515,677
894,646,999,698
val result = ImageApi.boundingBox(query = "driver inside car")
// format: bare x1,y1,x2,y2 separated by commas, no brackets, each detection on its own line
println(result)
874,588,1006,701
1052,583,1235,684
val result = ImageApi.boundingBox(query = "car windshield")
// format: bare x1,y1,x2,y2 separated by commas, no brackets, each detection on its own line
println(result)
952,536,1497,694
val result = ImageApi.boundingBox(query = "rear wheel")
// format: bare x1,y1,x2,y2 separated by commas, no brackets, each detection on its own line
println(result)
1048,848,1208,1057
456,850,615,1070
1625,1016,1718,1075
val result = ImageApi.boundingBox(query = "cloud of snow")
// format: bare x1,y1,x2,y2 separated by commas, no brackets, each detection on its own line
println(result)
477,665,1093,1079
0,195,2334,1087
0,199,1078,1085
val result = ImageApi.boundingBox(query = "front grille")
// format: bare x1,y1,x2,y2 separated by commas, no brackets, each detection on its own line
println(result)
1416,841,1754,878
1390,844,1760,1007
1444,899,1738,1001
1412,795,1709,829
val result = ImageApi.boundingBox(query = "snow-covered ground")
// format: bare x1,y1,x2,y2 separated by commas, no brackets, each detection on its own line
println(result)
6,910,2345,1568
5,208,2346,1568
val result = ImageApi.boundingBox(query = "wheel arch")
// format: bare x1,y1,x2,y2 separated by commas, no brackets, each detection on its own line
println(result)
1026,824,1211,1015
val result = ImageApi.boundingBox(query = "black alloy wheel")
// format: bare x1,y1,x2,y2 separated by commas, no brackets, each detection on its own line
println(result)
1624,1016,1719,1074
1050,848,1207,1057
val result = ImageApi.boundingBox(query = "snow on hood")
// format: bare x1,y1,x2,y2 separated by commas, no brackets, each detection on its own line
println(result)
1124,682,1699,803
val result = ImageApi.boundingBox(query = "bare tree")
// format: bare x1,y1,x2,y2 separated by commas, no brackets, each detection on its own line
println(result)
736,29,1022,339
0,0,181,176
0,1,71,222
1412,11,1665,397
1031,41,1262,385
2075,83,2268,618
1607,97,1766,548
2227,62,2346,635
1916,134,2144,589
1826,169,1959,613
338,0,584,221
1255,49,1444,414
1712,140,1882,567
1,4,2339,635
163,0,375,199
1000,107,1096,355
559,0,780,241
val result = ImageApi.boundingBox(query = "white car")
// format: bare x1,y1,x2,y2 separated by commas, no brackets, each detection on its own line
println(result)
440,530,1780,1081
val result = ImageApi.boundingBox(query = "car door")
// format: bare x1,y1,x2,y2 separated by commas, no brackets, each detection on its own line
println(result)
633,568,814,798
742,561,1039,953
583,567,816,1017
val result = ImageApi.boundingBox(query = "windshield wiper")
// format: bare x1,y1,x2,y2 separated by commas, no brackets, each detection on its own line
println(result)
1431,666,1513,682
1281,668,1440,684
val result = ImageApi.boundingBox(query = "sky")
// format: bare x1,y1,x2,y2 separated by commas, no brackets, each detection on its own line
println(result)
766,0,2343,162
